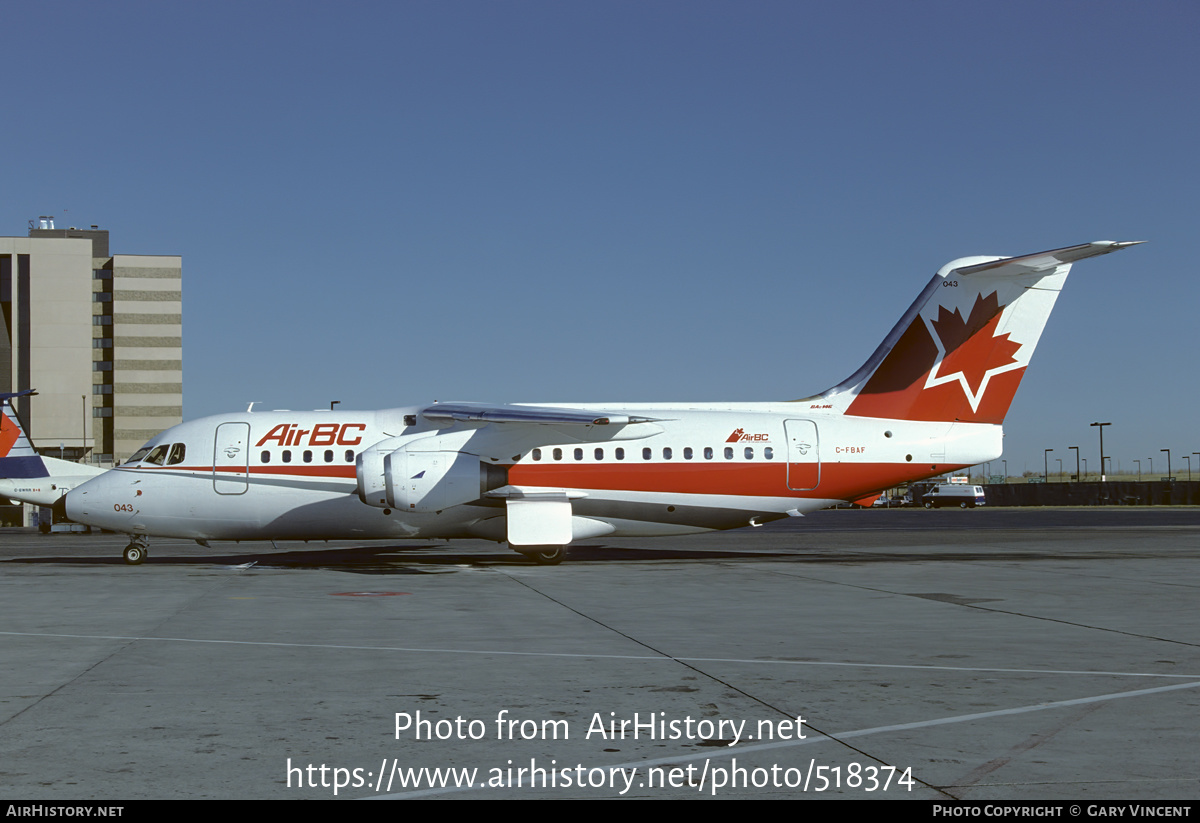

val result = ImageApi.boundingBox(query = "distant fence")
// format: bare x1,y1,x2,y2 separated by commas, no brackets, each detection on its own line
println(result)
982,481,1200,506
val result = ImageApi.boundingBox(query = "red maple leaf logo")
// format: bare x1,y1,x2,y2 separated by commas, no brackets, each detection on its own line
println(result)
929,291,1022,400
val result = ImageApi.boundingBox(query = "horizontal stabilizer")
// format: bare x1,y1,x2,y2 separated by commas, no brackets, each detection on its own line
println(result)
422,401,660,427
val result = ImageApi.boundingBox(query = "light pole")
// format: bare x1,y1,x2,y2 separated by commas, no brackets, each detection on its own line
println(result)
1091,422,1110,482
1083,458,1088,479
1162,448,1172,481
1002,460,1008,481
1056,458,1063,481
1134,459,1140,479
1045,448,1053,483
1184,455,1192,482
1069,446,1079,482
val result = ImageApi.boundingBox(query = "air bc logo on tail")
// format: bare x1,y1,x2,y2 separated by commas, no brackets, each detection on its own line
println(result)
255,423,366,448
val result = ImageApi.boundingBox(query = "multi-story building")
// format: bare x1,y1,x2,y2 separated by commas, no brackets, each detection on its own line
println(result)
0,218,182,468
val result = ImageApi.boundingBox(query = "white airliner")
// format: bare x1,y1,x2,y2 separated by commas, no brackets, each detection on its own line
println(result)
2,241,1139,565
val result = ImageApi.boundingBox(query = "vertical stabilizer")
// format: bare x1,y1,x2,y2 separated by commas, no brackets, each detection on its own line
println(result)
0,390,49,478
815,242,1141,424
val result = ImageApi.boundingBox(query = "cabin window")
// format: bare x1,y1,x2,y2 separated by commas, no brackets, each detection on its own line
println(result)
764,447,773,460
303,450,313,463
615,447,624,460
724,447,733,460
345,449,354,462
642,447,651,460
532,448,542,461
663,447,673,460
282,450,292,463
324,450,334,463
594,448,604,460
553,448,563,461
574,448,583,461
261,451,271,464
745,447,754,460
704,447,713,460
684,447,693,460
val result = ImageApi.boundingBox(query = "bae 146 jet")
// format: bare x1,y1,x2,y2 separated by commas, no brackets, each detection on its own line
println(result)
0,240,1140,565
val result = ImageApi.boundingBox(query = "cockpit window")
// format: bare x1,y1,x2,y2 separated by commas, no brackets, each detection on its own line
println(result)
144,445,170,466
167,443,186,465
125,448,151,465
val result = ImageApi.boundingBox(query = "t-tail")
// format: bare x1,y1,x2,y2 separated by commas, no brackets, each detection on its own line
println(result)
814,241,1142,423
0,390,107,507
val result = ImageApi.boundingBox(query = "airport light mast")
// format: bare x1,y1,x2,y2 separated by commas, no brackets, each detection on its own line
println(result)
1090,422,1110,483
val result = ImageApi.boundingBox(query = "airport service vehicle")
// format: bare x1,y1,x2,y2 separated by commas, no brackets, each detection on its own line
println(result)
0,241,1139,565
921,483,987,509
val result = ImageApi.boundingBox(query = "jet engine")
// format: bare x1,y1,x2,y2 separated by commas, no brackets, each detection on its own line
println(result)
356,436,506,512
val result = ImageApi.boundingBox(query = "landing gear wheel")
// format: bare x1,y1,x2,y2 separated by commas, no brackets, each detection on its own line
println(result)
515,545,566,565
532,547,565,565
123,536,149,565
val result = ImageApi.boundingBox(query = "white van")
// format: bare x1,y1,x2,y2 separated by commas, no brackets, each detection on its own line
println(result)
921,484,986,509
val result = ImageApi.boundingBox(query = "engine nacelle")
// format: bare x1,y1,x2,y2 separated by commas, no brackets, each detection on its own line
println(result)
384,448,484,512
356,433,509,512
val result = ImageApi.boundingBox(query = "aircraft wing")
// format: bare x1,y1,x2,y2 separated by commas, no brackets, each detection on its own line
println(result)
957,240,1144,276
420,402,661,427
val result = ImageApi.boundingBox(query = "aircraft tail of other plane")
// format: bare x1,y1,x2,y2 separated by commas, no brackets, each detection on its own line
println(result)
0,390,106,483
814,241,1141,424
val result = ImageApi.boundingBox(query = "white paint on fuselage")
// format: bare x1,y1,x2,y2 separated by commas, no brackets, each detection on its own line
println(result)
63,403,1002,543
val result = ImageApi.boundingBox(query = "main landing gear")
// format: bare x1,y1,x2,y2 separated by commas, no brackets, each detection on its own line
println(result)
123,535,149,565
514,545,567,566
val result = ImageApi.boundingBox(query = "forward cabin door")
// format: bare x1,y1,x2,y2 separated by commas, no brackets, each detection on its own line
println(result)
214,422,250,495
784,419,820,490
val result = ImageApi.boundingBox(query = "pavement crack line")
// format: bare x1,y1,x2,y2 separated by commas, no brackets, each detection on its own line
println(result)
493,568,956,798
745,563,1200,649
0,569,250,731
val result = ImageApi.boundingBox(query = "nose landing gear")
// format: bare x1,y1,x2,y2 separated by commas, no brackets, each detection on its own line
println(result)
123,535,149,565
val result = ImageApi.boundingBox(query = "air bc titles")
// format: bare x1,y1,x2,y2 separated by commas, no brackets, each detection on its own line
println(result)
255,423,367,448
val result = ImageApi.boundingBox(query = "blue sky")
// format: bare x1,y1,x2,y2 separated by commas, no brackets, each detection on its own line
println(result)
3,1,1197,477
